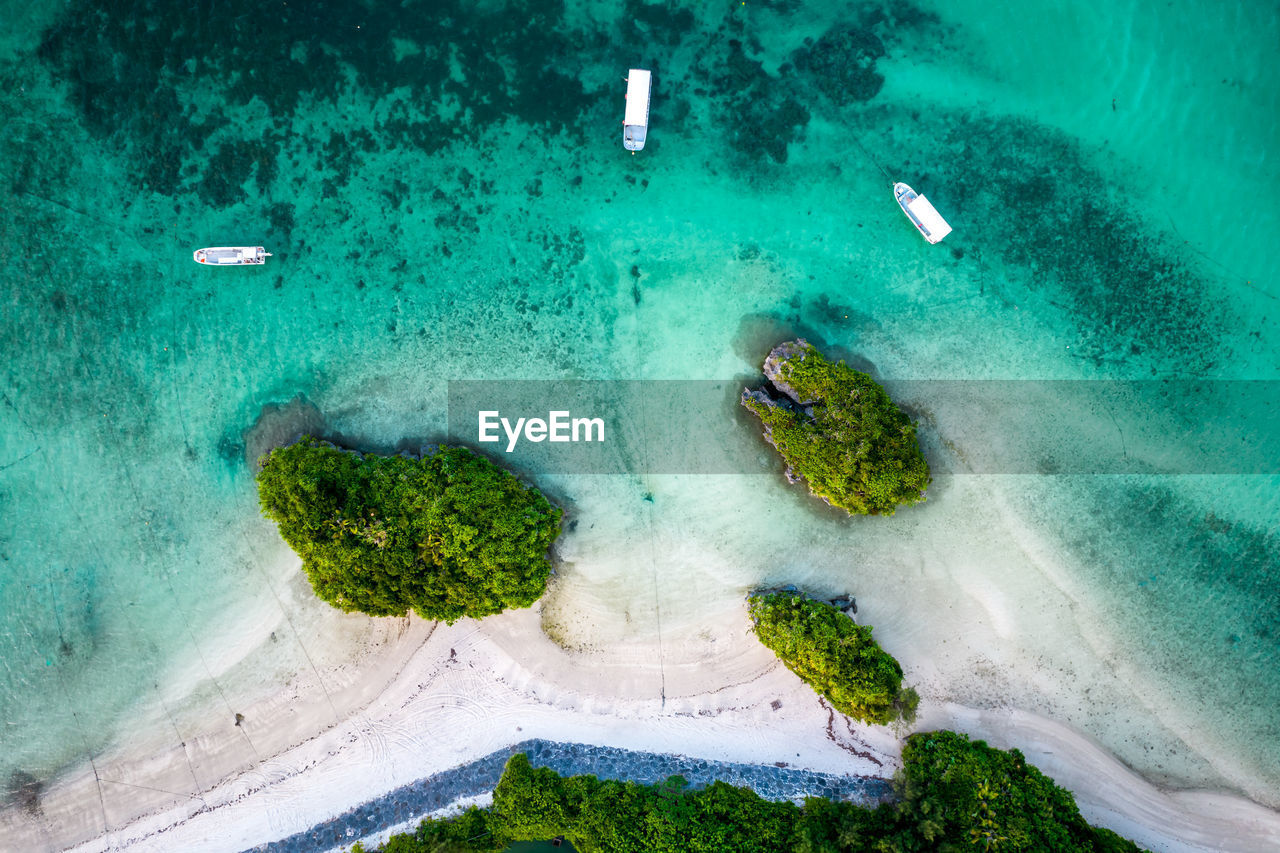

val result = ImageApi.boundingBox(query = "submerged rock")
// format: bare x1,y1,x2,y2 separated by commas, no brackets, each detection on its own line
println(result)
5,770,43,816
242,393,327,470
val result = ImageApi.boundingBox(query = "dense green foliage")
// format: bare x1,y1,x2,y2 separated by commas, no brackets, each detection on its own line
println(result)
357,739,1144,853
895,731,1145,852
257,439,561,623
742,342,929,515
749,591,915,725
493,754,799,852
375,753,802,853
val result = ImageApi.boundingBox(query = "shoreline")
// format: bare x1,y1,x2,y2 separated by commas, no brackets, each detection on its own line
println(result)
0,606,435,853
25,607,1278,853
52,610,895,853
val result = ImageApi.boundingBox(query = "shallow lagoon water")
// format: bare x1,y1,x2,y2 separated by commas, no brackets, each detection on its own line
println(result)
0,0,1277,840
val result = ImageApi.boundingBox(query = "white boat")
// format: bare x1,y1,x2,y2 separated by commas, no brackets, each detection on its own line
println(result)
893,182,952,244
193,246,272,265
622,69,651,152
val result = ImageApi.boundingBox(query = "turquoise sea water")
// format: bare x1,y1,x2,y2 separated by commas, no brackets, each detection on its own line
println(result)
1,0,1277,840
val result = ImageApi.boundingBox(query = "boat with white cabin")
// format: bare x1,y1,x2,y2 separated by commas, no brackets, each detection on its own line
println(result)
193,246,272,265
893,182,952,244
622,69,651,152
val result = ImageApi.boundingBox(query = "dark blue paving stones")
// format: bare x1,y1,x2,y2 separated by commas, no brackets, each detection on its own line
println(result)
245,740,894,853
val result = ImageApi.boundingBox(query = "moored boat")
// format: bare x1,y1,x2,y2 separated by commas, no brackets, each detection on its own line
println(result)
193,246,272,265
622,69,651,152
893,182,952,244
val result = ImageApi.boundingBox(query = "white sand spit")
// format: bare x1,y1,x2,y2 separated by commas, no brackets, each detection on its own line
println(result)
40,604,1280,853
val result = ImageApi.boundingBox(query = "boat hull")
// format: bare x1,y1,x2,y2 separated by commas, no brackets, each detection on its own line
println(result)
894,182,952,244
623,125,647,151
193,246,271,265
623,69,651,151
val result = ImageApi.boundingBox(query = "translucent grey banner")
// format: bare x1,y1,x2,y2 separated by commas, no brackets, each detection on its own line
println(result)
446,380,1280,475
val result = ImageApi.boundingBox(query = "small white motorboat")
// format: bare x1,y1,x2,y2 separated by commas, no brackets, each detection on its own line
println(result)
893,182,952,244
622,69,651,152
193,246,272,265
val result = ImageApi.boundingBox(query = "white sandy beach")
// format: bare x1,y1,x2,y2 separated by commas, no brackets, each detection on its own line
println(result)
11,571,1276,853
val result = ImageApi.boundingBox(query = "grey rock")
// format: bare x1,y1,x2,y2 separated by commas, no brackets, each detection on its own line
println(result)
762,339,819,406
741,340,824,486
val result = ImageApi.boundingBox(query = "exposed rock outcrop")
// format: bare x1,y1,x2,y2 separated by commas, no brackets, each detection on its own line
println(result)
749,586,858,622
760,338,819,405
740,339,819,485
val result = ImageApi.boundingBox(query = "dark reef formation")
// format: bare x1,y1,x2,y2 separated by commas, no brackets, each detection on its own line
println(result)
239,394,328,470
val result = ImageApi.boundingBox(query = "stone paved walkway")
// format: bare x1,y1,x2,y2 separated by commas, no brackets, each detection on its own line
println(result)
245,739,894,853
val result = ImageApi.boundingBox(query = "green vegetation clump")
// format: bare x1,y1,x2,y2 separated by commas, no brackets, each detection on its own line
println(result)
749,591,915,725
895,730,1145,852
383,752,806,853
493,754,797,852
742,341,929,516
257,438,561,623
356,741,1145,852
